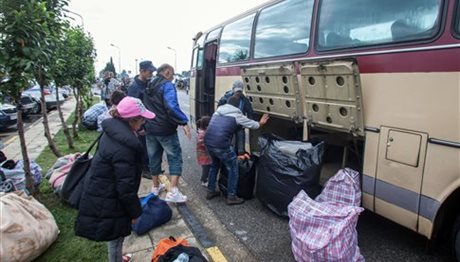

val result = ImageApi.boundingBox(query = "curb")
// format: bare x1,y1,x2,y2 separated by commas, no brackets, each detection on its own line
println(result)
158,175,228,262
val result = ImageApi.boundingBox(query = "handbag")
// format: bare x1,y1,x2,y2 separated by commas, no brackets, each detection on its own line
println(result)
60,133,103,208
132,193,172,235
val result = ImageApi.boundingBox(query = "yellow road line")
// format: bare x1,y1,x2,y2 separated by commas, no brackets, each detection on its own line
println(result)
206,246,228,262
4,136,17,146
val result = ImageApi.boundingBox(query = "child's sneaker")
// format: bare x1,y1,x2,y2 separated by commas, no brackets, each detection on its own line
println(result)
151,183,166,195
165,188,187,203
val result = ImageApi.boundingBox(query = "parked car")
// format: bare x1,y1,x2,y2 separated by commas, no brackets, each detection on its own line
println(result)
0,92,40,116
0,103,17,130
23,85,65,110
20,93,41,115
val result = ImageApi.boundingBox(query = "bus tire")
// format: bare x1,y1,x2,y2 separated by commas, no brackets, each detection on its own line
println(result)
454,215,460,261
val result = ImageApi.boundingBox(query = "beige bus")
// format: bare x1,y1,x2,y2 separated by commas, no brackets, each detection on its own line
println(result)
189,0,460,258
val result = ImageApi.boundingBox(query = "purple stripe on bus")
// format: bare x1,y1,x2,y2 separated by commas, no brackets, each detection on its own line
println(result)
362,174,440,222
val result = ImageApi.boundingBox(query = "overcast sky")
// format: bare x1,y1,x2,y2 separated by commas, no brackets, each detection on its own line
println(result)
67,0,268,75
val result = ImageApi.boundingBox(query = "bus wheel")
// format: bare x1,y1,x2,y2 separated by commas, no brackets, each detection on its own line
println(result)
454,215,460,261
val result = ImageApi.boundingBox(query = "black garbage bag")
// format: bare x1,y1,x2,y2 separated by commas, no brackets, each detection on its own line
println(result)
218,156,258,200
256,135,325,217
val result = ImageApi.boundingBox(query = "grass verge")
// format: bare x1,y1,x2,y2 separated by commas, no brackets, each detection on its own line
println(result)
35,106,107,261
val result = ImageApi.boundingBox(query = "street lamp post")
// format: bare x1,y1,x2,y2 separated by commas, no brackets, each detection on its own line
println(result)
135,59,138,73
167,46,177,71
110,43,121,74
68,10,84,28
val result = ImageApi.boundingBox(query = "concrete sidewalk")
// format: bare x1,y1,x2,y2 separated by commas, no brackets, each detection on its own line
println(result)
1,97,216,262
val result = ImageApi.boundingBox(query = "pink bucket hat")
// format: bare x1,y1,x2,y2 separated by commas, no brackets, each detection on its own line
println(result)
117,97,156,119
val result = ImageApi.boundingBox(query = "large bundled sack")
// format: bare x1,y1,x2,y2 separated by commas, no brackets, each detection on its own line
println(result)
218,156,257,199
0,160,42,191
46,153,80,194
316,168,362,206
288,190,364,261
0,191,59,262
256,135,325,216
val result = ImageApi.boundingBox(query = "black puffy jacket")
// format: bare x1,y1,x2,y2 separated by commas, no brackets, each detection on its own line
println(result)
75,118,143,241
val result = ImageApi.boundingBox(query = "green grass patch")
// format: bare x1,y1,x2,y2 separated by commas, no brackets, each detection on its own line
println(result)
35,103,108,261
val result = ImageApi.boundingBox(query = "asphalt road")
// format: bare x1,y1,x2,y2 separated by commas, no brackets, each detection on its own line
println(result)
175,90,455,262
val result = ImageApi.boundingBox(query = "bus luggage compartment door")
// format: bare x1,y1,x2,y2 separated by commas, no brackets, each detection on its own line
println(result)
300,61,364,137
375,127,428,231
241,64,303,122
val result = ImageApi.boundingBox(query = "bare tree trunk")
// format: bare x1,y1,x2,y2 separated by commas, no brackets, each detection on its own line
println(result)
55,86,74,149
15,102,34,195
72,87,79,138
39,82,62,157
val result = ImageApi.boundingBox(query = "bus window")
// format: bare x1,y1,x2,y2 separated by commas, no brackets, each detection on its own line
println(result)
196,34,205,47
254,0,313,58
197,48,204,69
317,0,442,51
206,28,221,42
218,14,255,64
455,1,460,37
192,48,198,68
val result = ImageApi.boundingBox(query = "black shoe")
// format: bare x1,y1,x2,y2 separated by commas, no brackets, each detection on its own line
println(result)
226,195,244,205
206,191,220,200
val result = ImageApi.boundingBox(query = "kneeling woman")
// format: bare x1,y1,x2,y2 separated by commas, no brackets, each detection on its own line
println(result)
75,97,155,262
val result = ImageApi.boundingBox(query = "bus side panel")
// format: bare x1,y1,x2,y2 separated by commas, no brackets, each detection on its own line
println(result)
189,74,197,129
362,131,380,212
420,143,460,238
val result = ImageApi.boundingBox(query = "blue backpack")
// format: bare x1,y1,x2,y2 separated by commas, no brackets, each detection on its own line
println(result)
132,193,172,235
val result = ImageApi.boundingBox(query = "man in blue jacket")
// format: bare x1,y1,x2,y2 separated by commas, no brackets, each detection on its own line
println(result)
143,64,191,203
205,95,269,205
128,60,156,175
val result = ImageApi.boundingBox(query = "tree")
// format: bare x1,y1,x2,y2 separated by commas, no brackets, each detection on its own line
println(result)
0,0,63,193
102,57,117,76
63,27,96,138
50,25,74,150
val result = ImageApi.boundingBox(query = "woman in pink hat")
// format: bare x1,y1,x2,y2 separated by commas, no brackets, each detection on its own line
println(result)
75,97,155,262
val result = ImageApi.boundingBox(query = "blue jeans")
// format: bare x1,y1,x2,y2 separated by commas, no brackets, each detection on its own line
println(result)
146,133,182,176
107,237,124,262
207,146,238,197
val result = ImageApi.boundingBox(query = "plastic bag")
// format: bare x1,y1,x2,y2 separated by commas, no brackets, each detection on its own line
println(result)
256,135,324,216
288,190,364,262
218,156,257,199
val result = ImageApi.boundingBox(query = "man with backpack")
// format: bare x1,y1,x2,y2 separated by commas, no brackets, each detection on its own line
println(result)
143,64,191,203
128,60,157,176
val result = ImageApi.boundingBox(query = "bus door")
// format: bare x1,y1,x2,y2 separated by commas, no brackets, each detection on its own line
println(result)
195,41,218,120
375,127,428,231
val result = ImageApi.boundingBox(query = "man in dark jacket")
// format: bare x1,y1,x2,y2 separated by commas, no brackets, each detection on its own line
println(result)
205,95,269,205
217,80,254,155
127,60,156,101
128,60,156,175
143,63,191,203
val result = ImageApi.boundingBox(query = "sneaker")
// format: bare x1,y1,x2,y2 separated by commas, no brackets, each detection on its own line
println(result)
226,195,244,205
122,253,132,262
151,183,166,195
165,189,187,203
201,181,208,187
206,191,220,200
